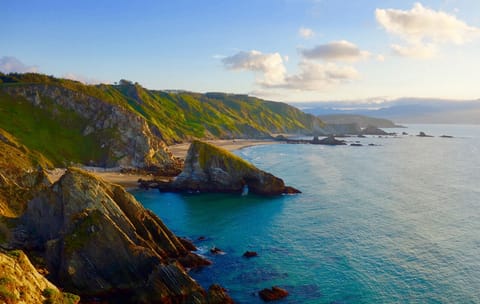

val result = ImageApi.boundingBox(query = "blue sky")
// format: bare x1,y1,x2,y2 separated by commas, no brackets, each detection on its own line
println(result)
2,0,480,102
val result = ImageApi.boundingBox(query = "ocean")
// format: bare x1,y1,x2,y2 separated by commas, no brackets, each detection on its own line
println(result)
133,124,480,303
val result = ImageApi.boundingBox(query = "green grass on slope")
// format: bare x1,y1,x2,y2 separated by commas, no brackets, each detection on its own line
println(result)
0,91,106,166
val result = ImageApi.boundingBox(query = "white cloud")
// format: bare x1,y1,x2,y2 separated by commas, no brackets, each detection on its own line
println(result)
63,72,102,84
0,56,39,73
280,60,359,90
376,54,386,62
223,50,359,92
299,27,315,39
376,2,480,58
301,40,370,62
222,50,286,86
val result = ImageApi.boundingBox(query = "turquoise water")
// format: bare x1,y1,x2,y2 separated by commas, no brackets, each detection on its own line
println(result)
133,124,480,303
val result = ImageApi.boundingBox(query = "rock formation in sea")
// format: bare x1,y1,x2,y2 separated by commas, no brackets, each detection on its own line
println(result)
16,168,232,302
311,135,346,145
0,129,234,303
168,140,300,195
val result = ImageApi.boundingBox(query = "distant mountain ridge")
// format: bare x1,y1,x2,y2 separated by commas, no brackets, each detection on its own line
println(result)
318,114,400,128
296,98,480,124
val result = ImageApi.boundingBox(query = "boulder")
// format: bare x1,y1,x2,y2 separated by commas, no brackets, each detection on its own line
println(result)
19,168,221,302
311,135,346,145
259,286,289,301
171,141,300,195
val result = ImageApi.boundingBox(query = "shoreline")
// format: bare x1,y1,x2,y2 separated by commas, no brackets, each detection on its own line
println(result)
46,139,281,188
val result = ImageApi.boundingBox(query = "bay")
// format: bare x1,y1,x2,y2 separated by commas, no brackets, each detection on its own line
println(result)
133,124,480,303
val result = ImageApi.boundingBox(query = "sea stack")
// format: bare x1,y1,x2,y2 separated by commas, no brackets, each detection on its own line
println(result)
171,140,300,195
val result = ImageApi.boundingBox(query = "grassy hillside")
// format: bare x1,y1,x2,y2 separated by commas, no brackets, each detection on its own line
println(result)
0,73,323,154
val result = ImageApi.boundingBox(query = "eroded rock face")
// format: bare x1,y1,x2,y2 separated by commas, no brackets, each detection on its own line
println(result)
0,249,79,304
20,168,218,302
2,85,175,169
171,140,300,195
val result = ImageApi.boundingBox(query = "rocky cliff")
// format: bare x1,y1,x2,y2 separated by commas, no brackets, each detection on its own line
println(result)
0,249,79,304
1,84,176,170
170,141,300,195
18,168,230,302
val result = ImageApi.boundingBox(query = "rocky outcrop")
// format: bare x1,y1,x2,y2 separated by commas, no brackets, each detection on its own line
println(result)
2,85,175,170
0,249,79,304
167,141,300,195
19,168,227,303
361,125,391,136
311,135,346,145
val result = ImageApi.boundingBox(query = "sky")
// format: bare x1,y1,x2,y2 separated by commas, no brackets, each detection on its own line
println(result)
1,0,480,102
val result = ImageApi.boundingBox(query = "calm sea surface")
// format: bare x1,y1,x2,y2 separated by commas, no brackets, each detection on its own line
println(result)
133,124,480,303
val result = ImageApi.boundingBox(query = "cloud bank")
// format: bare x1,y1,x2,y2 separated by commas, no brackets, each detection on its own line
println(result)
0,56,39,73
376,2,480,58
301,40,370,62
222,50,286,86
222,49,359,91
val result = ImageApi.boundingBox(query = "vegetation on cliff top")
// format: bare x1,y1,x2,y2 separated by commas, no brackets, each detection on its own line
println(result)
0,73,322,149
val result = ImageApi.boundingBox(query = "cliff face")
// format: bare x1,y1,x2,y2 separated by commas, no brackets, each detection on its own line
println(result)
20,168,220,302
0,249,79,304
1,84,175,170
172,140,300,195
0,129,51,218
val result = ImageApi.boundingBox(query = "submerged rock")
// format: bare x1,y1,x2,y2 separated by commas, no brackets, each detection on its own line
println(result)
169,140,300,195
19,168,225,303
243,251,258,258
259,286,289,301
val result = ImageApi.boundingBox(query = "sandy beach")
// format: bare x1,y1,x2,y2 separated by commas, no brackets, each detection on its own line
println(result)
168,139,280,159
46,139,280,188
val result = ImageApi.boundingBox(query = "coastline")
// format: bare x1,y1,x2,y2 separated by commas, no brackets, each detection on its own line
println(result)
46,139,280,188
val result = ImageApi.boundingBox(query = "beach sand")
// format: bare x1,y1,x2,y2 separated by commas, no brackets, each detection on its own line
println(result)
46,139,280,188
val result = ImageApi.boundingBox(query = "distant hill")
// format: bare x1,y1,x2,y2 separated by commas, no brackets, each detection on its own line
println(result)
0,72,322,168
296,98,480,124
318,114,400,128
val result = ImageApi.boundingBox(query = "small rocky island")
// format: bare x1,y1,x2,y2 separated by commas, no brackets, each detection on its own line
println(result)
141,140,300,195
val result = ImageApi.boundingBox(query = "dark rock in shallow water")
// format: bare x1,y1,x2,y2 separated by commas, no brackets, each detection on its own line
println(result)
417,131,434,137
311,135,346,145
243,251,258,258
350,143,363,146
166,140,300,195
440,135,454,138
210,247,224,255
259,286,289,301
